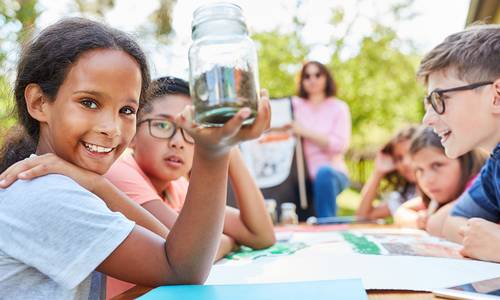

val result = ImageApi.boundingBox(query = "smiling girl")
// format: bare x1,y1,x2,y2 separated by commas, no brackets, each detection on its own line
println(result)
0,18,270,299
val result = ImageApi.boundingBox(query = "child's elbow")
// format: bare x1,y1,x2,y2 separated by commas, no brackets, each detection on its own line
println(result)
249,234,276,250
170,272,209,286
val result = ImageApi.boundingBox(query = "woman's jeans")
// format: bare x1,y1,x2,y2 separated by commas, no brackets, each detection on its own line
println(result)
313,166,350,218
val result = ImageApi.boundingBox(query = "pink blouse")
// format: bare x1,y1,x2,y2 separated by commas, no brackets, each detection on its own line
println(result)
292,96,351,179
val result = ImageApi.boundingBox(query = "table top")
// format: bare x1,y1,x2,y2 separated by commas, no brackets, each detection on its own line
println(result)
112,285,439,300
112,224,447,300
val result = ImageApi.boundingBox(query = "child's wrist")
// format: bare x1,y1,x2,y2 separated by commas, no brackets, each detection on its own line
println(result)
195,144,233,161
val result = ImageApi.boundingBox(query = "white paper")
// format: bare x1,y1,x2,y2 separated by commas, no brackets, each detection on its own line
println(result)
207,230,500,291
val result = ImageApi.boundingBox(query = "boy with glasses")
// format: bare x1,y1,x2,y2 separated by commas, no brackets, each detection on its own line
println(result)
418,25,500,262
104,76,275,298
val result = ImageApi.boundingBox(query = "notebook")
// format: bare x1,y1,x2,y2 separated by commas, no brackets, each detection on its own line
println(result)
138,279,367,300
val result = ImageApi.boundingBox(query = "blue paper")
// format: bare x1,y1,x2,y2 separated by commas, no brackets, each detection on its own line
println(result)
138,279,367,300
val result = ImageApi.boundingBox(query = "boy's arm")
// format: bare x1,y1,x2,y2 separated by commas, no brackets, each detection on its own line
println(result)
442,214,468,243
459,218,500,263
223,147,276,249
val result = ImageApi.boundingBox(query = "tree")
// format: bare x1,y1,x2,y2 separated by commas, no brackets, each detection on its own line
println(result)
252,29,308,98
330,23,425,149
0,0,40,135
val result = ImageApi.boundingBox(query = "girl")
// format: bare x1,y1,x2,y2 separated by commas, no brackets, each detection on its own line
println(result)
289,61,352,218
104,76,275,298
356,126,419,220
0,18,270,299
394,127,486,234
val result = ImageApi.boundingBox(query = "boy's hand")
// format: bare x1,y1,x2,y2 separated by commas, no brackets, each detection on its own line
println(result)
0,153,100,192
178,89,271,160
459,218,500,263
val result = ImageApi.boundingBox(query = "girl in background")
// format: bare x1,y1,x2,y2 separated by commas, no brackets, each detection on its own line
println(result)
356,126,419,220
394,127,486,234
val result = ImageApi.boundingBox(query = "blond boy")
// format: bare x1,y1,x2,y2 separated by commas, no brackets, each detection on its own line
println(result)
417,25,500,263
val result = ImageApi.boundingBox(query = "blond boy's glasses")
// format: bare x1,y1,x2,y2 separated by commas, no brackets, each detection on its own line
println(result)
138,119,195,144
425,81,493,115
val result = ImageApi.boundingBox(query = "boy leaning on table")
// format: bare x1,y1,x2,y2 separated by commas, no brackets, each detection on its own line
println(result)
417,24,500,263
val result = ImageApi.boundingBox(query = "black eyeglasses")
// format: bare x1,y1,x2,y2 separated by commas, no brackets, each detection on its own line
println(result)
138,118,194,144
425,81,493,115
304,72,322,80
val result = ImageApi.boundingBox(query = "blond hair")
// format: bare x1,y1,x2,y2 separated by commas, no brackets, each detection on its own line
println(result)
417,24,500,85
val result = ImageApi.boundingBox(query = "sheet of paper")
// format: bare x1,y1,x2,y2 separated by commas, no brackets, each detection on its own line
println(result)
207,230,500,291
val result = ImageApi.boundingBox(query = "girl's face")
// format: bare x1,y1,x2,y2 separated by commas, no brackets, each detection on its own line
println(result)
132,95,194,187
302,64,327,97
392,139,416,182
412,147,462,204
37,49,142,174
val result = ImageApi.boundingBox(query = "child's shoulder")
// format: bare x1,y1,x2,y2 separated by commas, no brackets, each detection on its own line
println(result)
0,174,91,202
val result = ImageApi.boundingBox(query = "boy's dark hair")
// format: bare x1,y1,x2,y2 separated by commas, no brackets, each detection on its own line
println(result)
297,61,337,99
417,24,500,85
409,127,487,207
0,17,151,172
139,76,190,120
380,125,421,196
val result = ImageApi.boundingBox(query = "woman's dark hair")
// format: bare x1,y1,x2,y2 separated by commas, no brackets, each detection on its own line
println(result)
0,17,151,172
379,125,421,197
139,76,191,120
409,127,487,207
297,61,337,99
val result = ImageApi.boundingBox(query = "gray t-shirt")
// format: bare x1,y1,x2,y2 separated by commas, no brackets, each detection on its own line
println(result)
0,174,135,300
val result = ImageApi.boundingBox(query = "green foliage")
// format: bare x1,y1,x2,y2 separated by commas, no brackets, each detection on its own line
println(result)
330,24,425,149
0,76,15,136
252,30,308,98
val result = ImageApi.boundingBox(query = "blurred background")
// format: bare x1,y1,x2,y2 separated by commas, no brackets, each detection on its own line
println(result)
0,0,499,212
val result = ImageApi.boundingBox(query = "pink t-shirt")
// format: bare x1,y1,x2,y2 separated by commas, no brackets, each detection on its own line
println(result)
105,152,188,212
104,152,188,299
292,96,351,179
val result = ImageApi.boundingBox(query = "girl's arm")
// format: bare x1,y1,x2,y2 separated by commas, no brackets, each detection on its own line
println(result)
139,198,238,260
356,151,396,220
223,147,276,249
1,93,271,286
1,153,238,261
0,153,170,239
393,197,425,228
426,201,456,237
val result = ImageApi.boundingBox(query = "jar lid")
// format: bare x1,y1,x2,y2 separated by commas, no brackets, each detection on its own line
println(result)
280,202,296,210
192,2,246,29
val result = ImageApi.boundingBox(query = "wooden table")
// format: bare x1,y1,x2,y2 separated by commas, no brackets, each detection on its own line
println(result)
113,224,445,300
113,285,438,299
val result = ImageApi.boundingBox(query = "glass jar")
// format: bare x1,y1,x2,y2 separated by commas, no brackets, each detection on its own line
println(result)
189,2,259,127
280,202,299,225
265,198,278,225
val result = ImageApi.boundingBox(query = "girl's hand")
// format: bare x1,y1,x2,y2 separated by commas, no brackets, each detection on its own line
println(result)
0,153,99,191
374,151,396,175
178,90,271,160
416,210,428,230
